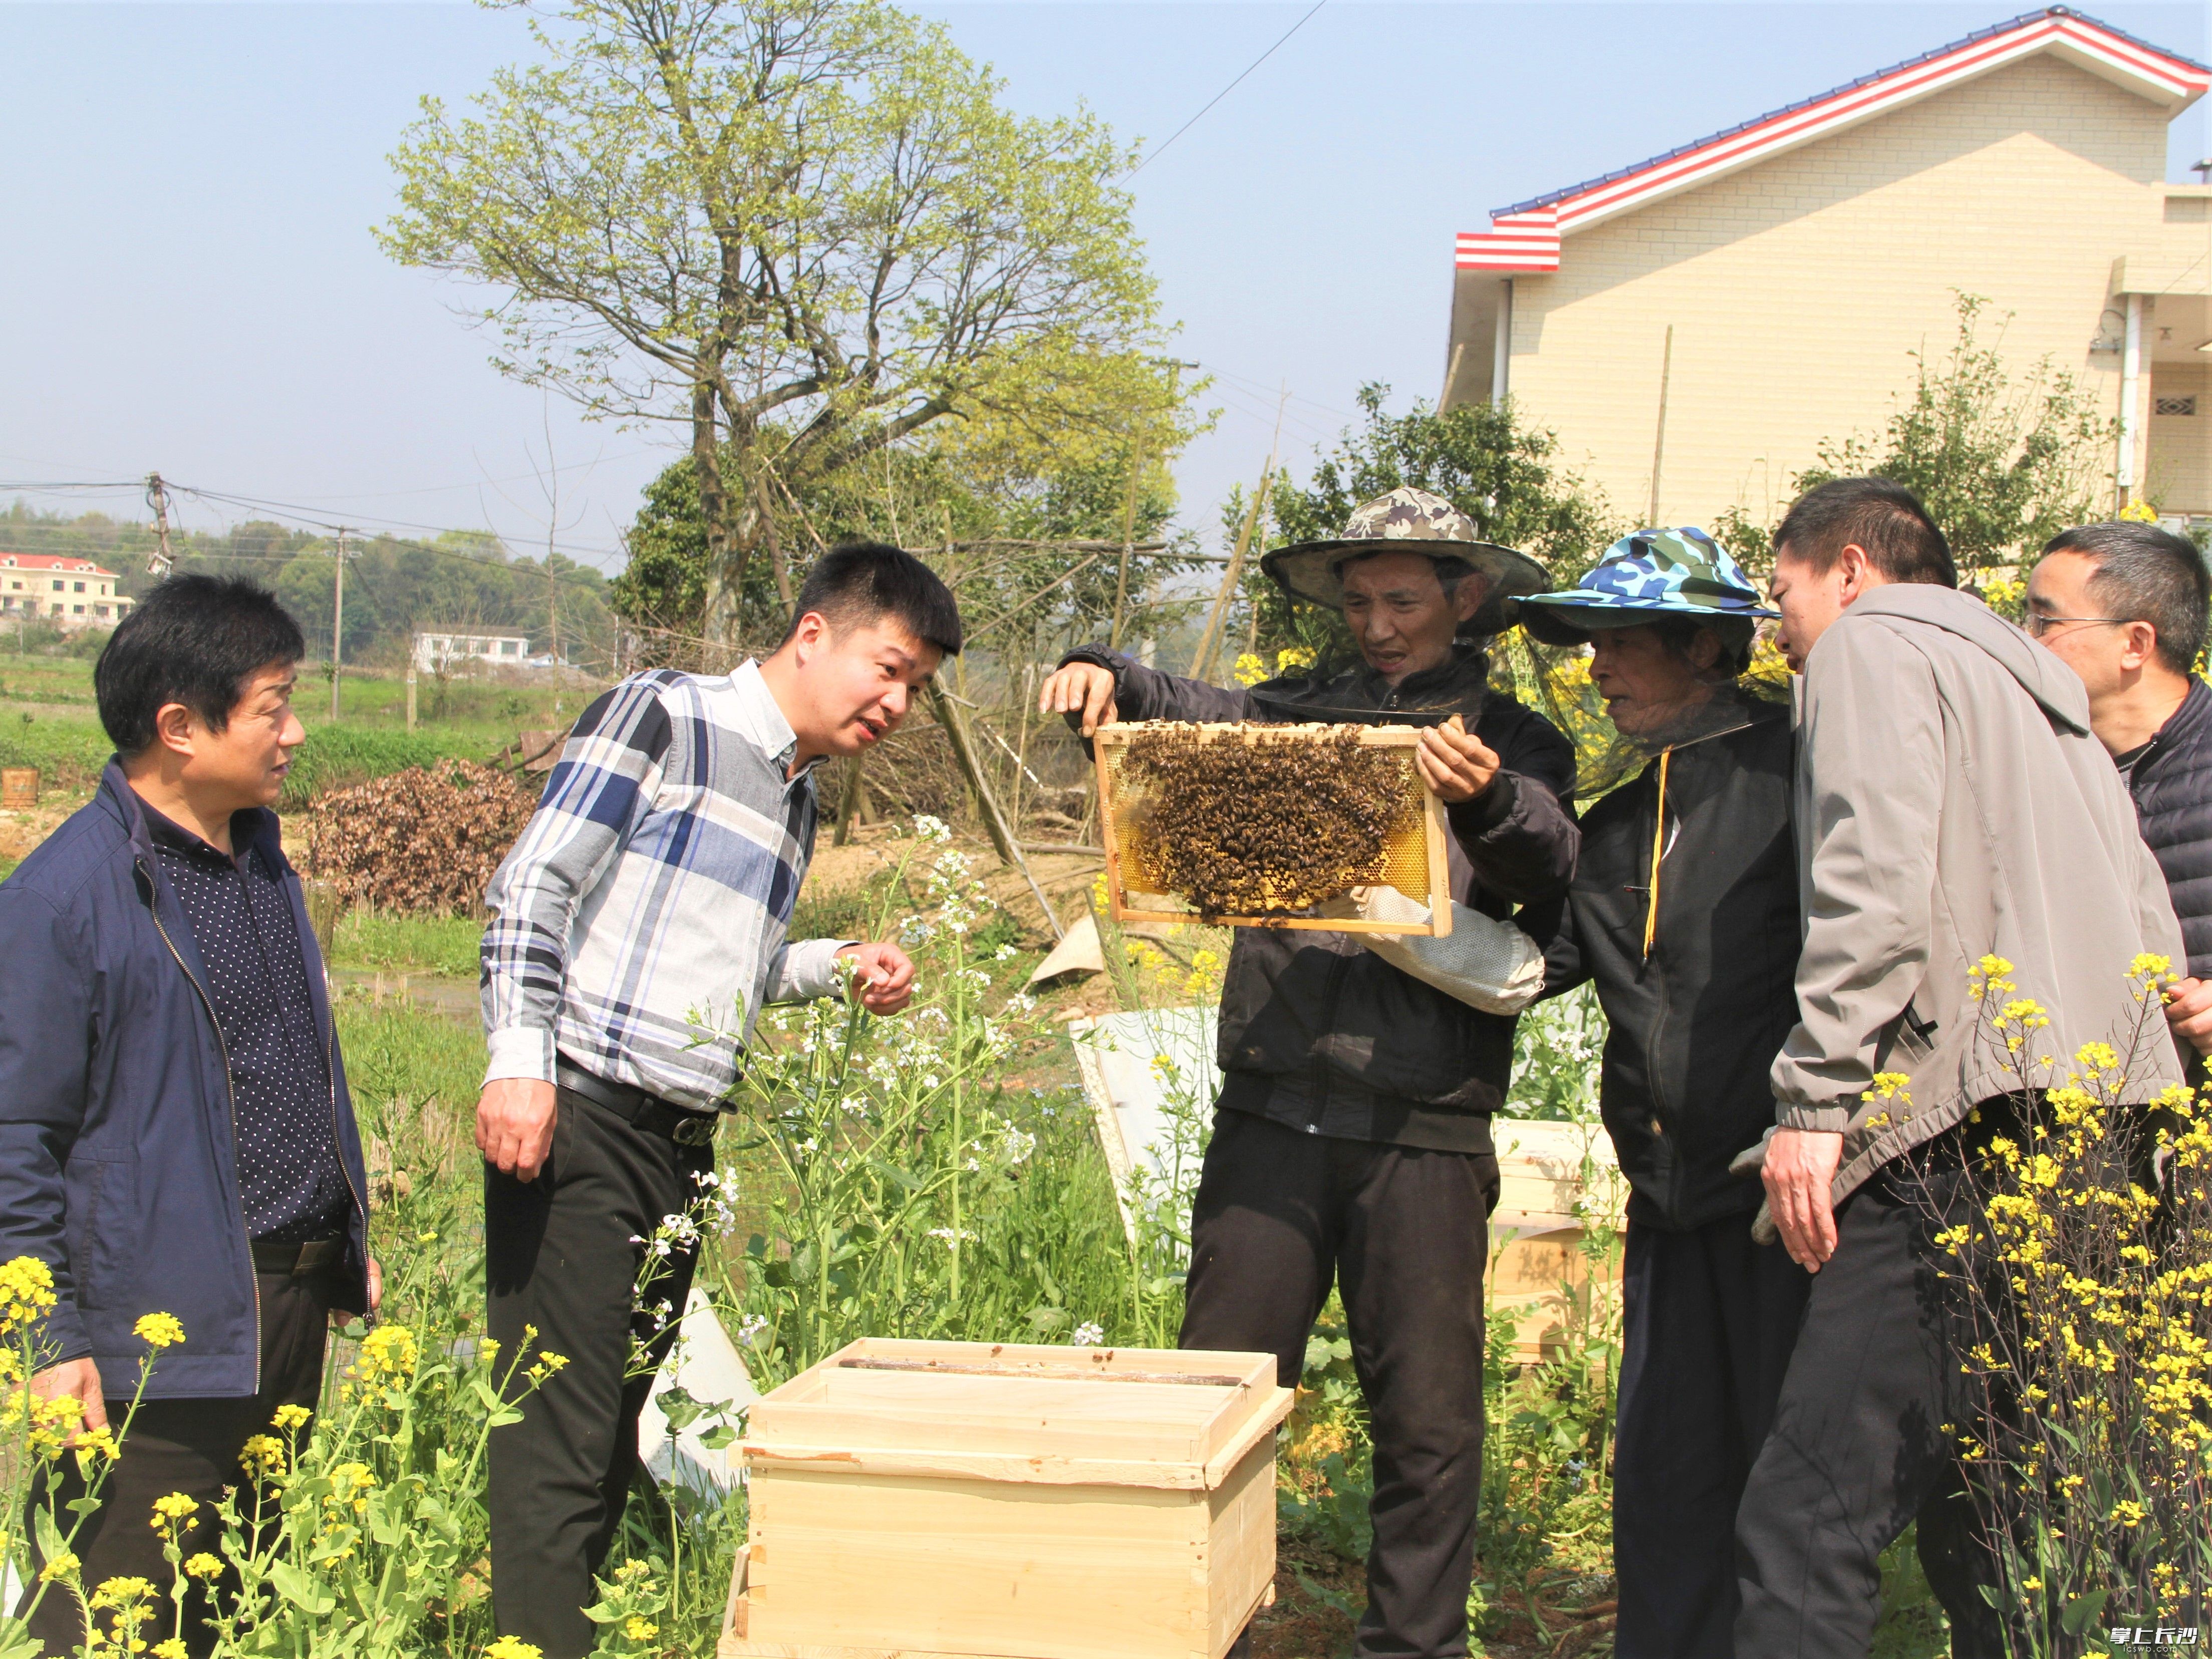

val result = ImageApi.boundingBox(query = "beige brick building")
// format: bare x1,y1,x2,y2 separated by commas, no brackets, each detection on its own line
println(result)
1443,7,2212,532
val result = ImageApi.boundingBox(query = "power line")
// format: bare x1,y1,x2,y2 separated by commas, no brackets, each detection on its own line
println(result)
0,477,625,572
1129,0,1329,176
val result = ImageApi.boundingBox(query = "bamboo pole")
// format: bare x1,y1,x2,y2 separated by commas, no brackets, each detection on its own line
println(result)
1189,387,1287,681
923,682,1064,943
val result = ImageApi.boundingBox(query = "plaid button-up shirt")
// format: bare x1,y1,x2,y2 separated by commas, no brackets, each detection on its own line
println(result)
480,661,853,1111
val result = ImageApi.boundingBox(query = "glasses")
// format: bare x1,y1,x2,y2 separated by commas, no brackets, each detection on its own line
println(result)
2023,613,2123,639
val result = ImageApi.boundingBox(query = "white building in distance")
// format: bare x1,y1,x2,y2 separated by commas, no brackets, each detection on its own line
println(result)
0,555,134,629
413,629,535,673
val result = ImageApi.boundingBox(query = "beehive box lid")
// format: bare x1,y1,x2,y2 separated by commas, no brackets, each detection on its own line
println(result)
741,1338,1293,1492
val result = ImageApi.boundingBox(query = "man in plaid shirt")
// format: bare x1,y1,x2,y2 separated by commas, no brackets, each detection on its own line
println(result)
476,542,958,1656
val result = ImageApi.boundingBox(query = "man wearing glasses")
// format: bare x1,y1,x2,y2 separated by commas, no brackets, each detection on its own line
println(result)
2025,519,2212,1070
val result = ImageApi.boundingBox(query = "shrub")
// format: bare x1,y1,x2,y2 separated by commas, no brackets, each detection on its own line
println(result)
307,760,537,914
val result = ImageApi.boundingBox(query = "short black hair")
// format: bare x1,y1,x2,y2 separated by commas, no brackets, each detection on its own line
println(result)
784,541,962,656
2043,520,2211,676
1774,478,1956,589
95,575,306,757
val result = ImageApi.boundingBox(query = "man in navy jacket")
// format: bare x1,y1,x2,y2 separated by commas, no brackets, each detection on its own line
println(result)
2025,519,2212,1072
0,576,374,1653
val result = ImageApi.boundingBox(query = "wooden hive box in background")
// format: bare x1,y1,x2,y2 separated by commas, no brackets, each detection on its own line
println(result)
1490,1120,1627,1366
721,1338,1296,1659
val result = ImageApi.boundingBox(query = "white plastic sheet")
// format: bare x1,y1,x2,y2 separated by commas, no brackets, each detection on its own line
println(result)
637,1287,758,1498
1067,1006,1220,1242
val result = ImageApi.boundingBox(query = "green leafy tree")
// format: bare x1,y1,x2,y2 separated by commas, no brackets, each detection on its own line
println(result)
380,0,1176,643
1725,294,2116,576
611,435,1189,654
1256,383,1617,662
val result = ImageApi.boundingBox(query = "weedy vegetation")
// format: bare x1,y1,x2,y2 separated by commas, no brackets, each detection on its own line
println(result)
1916,954,2212,1652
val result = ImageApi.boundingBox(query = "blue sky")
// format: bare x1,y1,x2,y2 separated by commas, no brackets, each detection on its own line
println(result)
2,1,2205,573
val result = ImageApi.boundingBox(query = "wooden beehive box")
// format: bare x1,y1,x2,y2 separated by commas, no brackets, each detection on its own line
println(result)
1093,722,1451,934
1489,1120,1626,1366
721,1338,1296,1659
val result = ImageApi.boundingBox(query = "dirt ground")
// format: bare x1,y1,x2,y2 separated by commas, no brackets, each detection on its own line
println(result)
0,791,89,862
1251,1547,1618,1659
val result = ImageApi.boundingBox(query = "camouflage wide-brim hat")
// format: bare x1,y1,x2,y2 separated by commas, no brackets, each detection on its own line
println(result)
1259,486,1550,638
1518,527,1777,647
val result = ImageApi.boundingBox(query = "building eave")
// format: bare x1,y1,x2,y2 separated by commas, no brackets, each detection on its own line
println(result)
1455,7,2209,271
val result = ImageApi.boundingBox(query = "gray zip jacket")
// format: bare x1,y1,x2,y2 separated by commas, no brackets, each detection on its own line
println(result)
1770,583,2185,1204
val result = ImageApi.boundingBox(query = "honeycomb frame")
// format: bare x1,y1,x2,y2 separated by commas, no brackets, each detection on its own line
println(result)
1092,721,1453,935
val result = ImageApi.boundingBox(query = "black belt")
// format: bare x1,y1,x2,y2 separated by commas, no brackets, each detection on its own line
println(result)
556,1061,721,1147
252,1236,345,1276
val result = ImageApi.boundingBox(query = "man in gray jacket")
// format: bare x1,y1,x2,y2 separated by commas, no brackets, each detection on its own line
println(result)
1734,479,2184,1656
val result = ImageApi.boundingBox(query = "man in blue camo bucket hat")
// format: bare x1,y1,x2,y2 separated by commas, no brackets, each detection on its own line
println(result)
1524,529,1814,1656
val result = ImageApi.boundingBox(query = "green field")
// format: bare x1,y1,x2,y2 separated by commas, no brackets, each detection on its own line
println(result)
0,652,605,802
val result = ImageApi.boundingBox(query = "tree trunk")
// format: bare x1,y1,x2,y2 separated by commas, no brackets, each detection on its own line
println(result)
692,378,741,650
759,472,794,613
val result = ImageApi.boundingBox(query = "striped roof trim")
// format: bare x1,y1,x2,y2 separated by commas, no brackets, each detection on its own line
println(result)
0,554,115,575
1456,7,2206,270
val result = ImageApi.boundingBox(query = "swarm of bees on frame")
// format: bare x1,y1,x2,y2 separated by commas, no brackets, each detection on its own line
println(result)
1118,724,1416,917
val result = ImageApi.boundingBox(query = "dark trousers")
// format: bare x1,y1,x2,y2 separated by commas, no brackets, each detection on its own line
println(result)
1180,1109,1498,1659
1613,1214,1811,1659
21,1267,337,1658
485,1085,708,1659
1733,1162,2003,1659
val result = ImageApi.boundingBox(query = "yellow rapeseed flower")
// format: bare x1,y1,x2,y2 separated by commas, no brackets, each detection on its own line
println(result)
270,1404,312,1433
357,1324,418,1381
238,1435,287,1478
132,1313,184,1350
485,1638,545,1659
88,1576,154,1610
39,1551,80,1583
0,1256,58,1333
623,1619,658,1642
182,1554,221,1580
148,1493,198,1529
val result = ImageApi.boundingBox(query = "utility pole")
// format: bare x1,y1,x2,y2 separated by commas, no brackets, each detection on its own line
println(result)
144,474,176,578
330,529,349,721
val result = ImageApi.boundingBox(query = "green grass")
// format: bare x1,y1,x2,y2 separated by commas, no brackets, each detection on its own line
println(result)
0,709,111,789
0,856,16,882
329,910,488,979
0,655,610,802
337,996,492,1116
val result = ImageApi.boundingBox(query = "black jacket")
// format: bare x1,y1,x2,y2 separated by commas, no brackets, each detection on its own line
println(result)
1062,644,1578,1151
1541,696,1799,1230
2125,676,2212,981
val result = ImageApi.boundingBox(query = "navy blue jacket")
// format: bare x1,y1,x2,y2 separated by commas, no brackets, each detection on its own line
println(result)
0,764,370,1399
2125,676,2212,981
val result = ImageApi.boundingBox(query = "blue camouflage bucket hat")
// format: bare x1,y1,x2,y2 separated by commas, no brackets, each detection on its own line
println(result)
1518,526,1776,647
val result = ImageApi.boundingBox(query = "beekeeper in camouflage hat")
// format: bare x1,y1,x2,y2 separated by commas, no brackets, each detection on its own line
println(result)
1518,525,1776,662
1260,485,1550,638
1521,524,1806,1659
